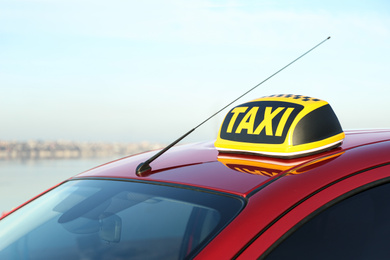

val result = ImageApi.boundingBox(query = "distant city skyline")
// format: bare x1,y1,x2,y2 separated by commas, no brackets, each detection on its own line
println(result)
0,139,164,160
2,0,390,143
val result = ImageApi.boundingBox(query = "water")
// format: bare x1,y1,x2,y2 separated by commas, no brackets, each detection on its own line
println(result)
0,157,118,213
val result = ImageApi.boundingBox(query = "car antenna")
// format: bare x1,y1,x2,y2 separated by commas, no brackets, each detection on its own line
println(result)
136,36,331,176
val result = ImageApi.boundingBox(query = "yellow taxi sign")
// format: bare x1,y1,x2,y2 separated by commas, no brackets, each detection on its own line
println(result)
214,94,345,158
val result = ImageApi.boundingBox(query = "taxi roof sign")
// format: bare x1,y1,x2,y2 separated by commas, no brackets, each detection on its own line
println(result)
215,94,345,158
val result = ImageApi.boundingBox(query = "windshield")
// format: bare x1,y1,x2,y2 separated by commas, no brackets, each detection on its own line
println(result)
0,179,243,259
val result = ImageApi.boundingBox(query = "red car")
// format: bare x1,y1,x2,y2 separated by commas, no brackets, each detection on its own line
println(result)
1,94,390,259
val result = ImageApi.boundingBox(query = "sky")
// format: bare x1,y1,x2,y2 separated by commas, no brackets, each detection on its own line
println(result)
1,0,390,144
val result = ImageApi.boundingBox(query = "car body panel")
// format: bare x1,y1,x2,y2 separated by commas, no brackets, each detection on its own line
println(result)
75,130,390,197
246,164,390,259
195,139,390,259
2,130,390,259
72,130,390,259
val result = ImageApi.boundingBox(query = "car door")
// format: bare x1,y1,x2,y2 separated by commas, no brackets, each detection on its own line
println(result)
236,163,390,259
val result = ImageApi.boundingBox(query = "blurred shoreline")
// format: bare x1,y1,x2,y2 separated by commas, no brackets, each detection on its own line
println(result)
0,140,164,160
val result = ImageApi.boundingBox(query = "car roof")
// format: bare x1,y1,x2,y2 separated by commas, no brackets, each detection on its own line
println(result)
74,129,390,197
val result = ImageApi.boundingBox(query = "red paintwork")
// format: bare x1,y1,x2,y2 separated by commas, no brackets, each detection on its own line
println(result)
3,130,390,258
75,130,390,196
197,136,390,259
240,163,390,259
74,130,390,258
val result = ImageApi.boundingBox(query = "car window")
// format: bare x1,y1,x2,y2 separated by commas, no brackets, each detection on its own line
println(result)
264,181,390,260
0,179,244,260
